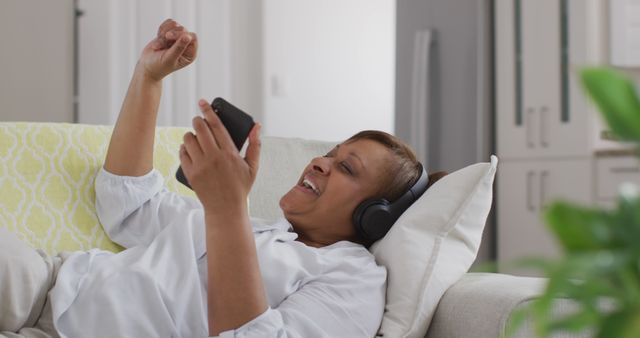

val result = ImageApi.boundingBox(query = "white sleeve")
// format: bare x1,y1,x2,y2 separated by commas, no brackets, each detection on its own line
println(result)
212,267,387,338
94,167,202,248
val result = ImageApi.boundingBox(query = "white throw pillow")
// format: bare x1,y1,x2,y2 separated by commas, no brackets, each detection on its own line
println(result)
370,155,498,338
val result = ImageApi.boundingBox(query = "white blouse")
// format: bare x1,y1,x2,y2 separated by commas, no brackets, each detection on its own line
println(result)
48,168,386,338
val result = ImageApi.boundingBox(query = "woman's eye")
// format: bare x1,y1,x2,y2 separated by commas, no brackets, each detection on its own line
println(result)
340,162,353,175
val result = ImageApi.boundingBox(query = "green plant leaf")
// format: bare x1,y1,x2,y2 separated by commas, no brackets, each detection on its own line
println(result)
469,261,499,273
612,194,640,250
548,309,600,333
520,250,629,337
597,309,640,338
503,307,529,338
519,67,640,338
545,201,616,252
581,68,640,142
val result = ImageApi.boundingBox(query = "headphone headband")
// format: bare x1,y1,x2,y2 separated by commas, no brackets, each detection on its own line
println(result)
387,164,429,218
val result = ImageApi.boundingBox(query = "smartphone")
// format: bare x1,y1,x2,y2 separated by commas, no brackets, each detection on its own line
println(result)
176,97,255,189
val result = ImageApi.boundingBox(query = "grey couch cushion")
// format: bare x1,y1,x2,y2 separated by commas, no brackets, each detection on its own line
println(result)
425,273,594,338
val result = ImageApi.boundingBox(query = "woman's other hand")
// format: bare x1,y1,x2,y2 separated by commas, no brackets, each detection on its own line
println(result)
138,19,198,82
179,99,262,217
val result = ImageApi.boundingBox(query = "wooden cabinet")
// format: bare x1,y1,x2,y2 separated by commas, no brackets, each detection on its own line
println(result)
497,159,593,275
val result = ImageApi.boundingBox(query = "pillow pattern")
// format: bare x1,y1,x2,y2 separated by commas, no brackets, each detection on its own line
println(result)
0,122,195,254
371,155,498,338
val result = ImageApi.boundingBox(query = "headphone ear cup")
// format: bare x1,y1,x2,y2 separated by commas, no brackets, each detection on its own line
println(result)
352,164,428,244
352,199,377,236
353,199,393,242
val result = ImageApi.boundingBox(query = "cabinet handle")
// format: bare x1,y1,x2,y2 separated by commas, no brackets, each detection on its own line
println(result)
527,171,536,212
610,167,640,174
540,106,549,148
526,108,535,148
540,170,549,209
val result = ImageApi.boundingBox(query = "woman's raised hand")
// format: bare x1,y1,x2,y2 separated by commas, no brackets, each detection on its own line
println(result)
179,100,262,216
138,19,198,82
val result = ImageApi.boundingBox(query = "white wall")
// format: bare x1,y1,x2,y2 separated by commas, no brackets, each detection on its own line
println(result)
262,0,396,142
0,0,74,122
78,0,263,126
77,0,395,141
228,1,264,124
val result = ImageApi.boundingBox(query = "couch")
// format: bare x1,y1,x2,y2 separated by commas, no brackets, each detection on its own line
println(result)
0,122,590,338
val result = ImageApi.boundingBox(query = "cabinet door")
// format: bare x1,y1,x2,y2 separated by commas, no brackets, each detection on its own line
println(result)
596,156,640,201
524,0,561,155
495,0,530,158
497,159,593,276
495,0,594,159
543,0,592,157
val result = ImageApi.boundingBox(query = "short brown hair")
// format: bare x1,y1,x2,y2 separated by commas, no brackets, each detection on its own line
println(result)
345,130,422,203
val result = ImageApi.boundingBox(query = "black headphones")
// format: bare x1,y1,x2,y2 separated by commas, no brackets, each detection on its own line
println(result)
352,163,429,242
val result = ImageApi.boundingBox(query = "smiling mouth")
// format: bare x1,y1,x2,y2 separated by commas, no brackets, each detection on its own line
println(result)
297,175,321,196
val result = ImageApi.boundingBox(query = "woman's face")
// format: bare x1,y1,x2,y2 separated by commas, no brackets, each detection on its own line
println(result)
279,139,393,245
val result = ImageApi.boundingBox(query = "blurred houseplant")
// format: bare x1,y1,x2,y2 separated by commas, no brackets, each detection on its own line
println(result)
506,68,640,338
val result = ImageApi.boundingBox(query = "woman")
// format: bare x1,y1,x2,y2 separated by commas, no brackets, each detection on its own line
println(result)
0,19,435,338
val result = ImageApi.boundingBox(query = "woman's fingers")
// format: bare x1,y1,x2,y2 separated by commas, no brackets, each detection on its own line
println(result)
192,116,218,154
183,32,198,59
155,19,193,52
157,19,181,40
245,123,262,175
164,32,192,64
179,144,192,168
183,131,203,163
165,25,185,41
158,19,178,33
198,100,235,151
156,19,179,48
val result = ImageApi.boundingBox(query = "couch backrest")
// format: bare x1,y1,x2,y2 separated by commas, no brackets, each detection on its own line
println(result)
0,122,335,254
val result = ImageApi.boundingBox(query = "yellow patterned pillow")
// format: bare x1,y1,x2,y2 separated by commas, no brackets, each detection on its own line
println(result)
0,122,195,254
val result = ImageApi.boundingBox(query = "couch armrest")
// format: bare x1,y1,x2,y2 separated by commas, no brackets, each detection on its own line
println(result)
425,273,593,338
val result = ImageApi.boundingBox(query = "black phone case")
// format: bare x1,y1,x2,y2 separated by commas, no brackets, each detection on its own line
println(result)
176,98,255,189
